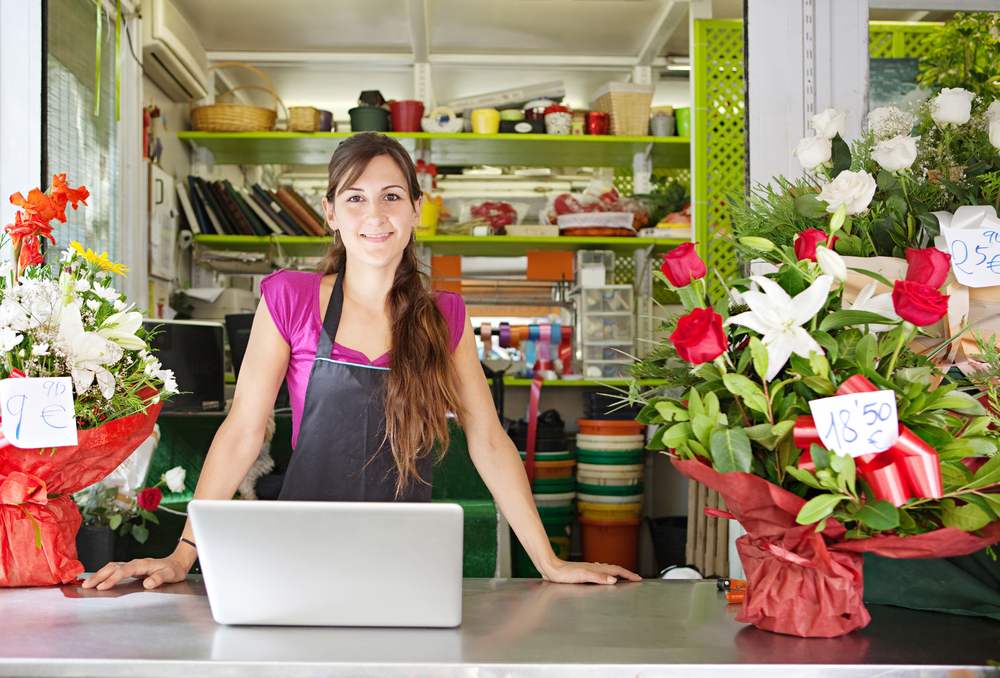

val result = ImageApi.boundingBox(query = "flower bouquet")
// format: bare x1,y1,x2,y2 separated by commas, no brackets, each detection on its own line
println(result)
630,236,1000,637
731,88,1000,367
75,464,187,545
0,176,178,587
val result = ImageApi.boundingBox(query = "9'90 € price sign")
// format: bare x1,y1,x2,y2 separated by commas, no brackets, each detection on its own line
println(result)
0,376,78,449
807,389,898,458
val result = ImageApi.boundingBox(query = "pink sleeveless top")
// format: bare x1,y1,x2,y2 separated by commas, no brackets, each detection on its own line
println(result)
260,270,466,448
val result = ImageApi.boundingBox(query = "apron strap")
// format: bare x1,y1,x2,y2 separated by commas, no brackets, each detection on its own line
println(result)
316,269,345,360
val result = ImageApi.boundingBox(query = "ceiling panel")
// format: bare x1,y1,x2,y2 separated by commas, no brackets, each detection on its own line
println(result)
171,0,413,53
428,0,665,56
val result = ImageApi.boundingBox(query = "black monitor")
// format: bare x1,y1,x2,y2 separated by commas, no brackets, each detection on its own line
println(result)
225,313,290,410
143,319,226,412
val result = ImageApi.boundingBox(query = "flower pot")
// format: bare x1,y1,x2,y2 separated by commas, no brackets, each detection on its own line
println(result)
578,515,643,572
75,525,117,572
513,505,574,577
348,106,390,132
389,100,424,133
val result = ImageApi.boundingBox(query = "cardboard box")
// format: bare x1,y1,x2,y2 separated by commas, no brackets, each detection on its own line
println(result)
431,255,462,294
505,224,560,238
526,250,574,282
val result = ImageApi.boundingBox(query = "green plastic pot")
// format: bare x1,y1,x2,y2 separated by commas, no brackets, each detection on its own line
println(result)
348,106,390,132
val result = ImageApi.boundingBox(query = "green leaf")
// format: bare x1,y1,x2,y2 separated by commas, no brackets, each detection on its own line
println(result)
829,451,857,496
810,443,830,471
654,400,690,423
940,499,992,532
979,493,1000,519
941,461,974,490
897,509,916,531
710,427,753,474
812,331,838,362
894,367,932,388
967,454,1000,490
962,437,999,457
785,466,824,489
962,416,992,438
802,375,836,396
637,402,664,425
935,390,988,415
723,373,769,413
748,337,769,383
132,524,149,544
687,439,709,460
793,193,829,219
963,494,999,521
108,514,122,530
847,267,893,288
808,352,830,379
661,422,694,450
855,333,877,371
687,387,705,418
795,493,844,526
819,310,895,332
691,412,718,448
830,133,852,179
856,500,900,531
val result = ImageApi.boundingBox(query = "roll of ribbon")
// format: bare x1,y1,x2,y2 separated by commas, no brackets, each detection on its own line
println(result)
178,229,193,250
525,340,536,372
528,324,539,341
499,322,510,349
481,323,491,354
539,323,551,343
550,321,561,360
428,105,457,123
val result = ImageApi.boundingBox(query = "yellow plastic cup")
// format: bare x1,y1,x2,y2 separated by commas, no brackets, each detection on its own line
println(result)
417,200,439,236
471,109,500,134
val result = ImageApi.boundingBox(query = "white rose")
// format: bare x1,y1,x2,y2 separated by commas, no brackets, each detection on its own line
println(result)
872,135,920,172
867,106,915,139
164,466,186,493
794,135,833,170
991,119,1000,151
818,170,877,216
812,108,849,140
931,87,976,126
815,246,848,283
988,100,1000,123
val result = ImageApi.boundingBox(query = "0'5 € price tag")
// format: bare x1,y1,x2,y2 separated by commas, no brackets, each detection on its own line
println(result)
807,389,898,458
0,376,78,449
942,226,1000,288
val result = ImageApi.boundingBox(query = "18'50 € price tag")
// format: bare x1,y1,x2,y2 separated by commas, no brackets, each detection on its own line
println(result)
807,389,898,458
0,376,78,449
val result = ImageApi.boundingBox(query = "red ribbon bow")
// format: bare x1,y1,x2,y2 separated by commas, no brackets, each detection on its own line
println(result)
793,375,943,507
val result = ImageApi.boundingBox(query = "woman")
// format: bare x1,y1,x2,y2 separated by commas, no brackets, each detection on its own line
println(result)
84,133,640,589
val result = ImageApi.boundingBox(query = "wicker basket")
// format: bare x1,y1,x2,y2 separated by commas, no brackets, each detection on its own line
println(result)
288,106,322,132
191,62,283,132
590,82,655,137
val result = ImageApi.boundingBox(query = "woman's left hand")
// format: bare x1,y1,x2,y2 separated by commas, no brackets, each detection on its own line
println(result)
539,557,642,585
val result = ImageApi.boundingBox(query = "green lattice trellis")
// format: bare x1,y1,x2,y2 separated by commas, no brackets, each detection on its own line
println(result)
694,19,744,304
869,22,941,59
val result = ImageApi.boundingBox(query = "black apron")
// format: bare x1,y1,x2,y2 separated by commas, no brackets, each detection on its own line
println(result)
277,270,432,502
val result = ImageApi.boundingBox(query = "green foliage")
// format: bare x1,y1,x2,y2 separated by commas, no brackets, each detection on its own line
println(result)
915,12,1000,99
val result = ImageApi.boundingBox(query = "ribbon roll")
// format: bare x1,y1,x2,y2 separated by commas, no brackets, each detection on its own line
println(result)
481,323,491,354
539,323,551,343
525,340,536,372
499,322,510,349
550,321,561,360
528,324,540,341
524,375,544,484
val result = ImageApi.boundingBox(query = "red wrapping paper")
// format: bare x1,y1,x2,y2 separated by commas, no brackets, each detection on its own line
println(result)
672,457,1000,637
0,393,162,587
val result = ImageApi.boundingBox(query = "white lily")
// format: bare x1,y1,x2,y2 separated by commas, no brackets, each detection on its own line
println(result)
725,275,833,381
815,246,848,283
846,281,899,334
57,303,123,398
98,311,145,350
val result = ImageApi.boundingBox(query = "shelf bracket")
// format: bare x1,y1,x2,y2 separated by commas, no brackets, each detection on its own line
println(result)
414,62,434,113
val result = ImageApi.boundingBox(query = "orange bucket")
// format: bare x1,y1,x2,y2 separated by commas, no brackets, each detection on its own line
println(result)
578,515,643,573
533,459,576,479
577,419,644,436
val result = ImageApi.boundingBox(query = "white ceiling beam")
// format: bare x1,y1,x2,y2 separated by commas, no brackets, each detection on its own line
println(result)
429,54,639,68
636,1,690,66
407,0,430,63
869,0,996,8
206,51,415,67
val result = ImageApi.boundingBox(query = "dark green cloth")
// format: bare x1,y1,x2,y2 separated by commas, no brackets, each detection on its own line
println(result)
863,550,1000,621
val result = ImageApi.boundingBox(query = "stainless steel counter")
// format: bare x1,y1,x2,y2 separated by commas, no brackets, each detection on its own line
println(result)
1,577,998,677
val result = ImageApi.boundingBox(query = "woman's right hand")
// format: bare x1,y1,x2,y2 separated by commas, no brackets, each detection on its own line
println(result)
82,556,191,590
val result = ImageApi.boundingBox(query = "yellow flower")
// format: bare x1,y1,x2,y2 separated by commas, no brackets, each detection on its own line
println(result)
69,241,129,278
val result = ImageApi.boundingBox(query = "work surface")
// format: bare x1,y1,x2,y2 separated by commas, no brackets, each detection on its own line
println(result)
1,578,998,678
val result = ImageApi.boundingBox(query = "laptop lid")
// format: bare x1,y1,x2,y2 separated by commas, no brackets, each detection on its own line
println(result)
188,500,464,627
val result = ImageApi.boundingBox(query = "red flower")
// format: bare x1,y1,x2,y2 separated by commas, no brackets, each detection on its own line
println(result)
905,247,951,289
5,211,55,249
670,307,728,364
137,487,162,511
17,236,43,270
49,174,89,221
892,280,949,326
9,175,88,225
794,228,837,262
661,242,707,287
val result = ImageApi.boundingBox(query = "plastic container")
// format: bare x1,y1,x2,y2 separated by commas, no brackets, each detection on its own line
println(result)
533,491,576,507
544,105,572,135
578,419,645,436
519,450,575,462
577,502,643,521
649,115,675,137
583,344,633,361
675,107,691,137
576,460,645,476
577,482,643,496
500,109,525,121
531,476,575,494
532,458,577,480
348,106,390,131
577,492,645,504
583,314,633,341
471,108,500,134
514,505,574,577
578,515,643,572
584,286,634,313
576,432,644,448
390,100,425,132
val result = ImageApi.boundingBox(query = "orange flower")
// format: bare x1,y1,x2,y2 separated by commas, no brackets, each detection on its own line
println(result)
18,236,43,270
10,188,60,223
4,211,55,248
50,174,89,218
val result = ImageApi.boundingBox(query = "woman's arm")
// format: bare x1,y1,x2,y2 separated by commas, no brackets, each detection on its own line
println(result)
451,311,640,584
83,297,291,589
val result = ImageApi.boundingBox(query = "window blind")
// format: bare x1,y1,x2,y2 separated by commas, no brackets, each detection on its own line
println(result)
45,0,118,264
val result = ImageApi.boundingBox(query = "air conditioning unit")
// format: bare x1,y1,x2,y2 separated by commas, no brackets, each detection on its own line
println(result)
142,0,209,102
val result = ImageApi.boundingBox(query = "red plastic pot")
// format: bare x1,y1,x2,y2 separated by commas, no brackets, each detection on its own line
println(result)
390,100,425,132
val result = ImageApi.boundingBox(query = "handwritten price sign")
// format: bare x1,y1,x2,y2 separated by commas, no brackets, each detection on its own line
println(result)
942,226,1000,288
807,389,899,458
0,377,78,449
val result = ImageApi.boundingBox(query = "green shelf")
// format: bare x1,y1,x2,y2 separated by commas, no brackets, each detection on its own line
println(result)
503,378,669,387
177,131,690,168
194,234,686,258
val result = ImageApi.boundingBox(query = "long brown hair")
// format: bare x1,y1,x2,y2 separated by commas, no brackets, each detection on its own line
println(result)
318,132,463,494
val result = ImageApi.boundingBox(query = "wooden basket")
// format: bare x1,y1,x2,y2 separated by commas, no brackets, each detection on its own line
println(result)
191,62,284,132
591,82,655,137
288,106,322,132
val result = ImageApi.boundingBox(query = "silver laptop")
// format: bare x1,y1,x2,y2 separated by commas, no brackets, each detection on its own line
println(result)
188,500,464,627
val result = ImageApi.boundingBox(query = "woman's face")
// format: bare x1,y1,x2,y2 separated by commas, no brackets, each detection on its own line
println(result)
322,154,421,270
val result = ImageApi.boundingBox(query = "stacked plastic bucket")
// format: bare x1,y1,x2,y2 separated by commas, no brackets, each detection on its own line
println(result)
575,418,645,572
510,411,576,577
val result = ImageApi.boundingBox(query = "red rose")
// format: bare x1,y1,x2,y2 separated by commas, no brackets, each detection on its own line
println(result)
661,242,707,287
793,228,837,262
670,307,727,364
905,247,951,289
137,487,162,511
892,280,949,326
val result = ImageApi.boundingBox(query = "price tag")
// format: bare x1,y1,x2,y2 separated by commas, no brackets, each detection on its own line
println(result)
0,377,78,449
942,226,1000,288
807,389,898,458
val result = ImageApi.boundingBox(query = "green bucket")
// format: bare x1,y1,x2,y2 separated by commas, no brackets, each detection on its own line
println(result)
348,106,390,132
531,476,576,494
514,505,575,577
576,448,644,465
675,107,691,137
520,450,575,462
577,482,644,496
